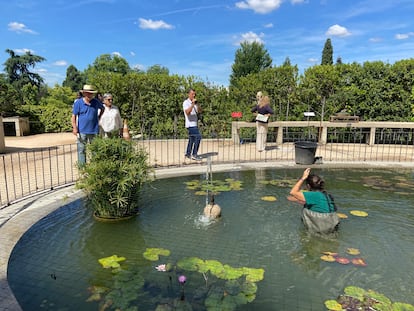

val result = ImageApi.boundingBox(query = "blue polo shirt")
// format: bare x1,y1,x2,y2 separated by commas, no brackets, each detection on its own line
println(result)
73,98,104,134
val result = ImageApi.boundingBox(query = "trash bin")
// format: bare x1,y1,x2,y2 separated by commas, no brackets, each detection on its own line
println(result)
294,141,317,165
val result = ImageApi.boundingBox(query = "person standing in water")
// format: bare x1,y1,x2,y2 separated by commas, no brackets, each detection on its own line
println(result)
288,168,339,234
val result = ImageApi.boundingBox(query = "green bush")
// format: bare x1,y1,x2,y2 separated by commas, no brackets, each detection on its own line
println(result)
76,137,153,218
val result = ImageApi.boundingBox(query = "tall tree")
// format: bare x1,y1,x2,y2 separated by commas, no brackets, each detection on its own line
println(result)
62,65,85,92
230,41,272,87
146,64,169,75
3,49,45,88
321,38,333,65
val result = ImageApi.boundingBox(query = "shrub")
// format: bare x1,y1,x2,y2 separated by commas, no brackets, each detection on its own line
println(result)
77,137,153,218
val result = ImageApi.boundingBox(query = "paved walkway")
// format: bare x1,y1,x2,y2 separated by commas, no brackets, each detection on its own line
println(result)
1,133,414,310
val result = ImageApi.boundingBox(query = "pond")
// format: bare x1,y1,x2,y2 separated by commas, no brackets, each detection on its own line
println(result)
8,168,414,310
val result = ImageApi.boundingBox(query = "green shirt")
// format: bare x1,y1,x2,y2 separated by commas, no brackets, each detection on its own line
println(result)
303,191,335,213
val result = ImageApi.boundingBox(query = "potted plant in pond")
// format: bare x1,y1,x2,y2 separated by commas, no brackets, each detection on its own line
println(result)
76,137,153,220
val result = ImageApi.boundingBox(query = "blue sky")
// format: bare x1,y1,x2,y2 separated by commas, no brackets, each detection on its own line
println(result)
1,0,414,87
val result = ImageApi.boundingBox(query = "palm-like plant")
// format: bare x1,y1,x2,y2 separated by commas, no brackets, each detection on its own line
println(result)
77,137,152,218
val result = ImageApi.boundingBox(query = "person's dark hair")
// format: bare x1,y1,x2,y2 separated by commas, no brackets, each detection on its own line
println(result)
306,174,325,191
306,174,337,211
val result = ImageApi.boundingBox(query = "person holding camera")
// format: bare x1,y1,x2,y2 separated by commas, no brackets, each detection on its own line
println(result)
183,88,202,161
251,94,274,152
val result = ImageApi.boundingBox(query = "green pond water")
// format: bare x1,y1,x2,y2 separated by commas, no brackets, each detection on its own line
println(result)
8,168,414,310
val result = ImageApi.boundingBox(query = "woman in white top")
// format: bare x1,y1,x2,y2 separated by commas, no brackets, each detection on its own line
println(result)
99,93,123,138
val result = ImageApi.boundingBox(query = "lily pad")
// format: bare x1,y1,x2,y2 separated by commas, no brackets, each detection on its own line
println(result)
195,190,208,196
320,255,336,262
366,289,392,305
344,286,366,300
261,196,277,202
98,255,126,269
143,248,171,261
347,248,360,255
335,257,350,265
350,210,368,217
243,267,265,282
391,302,414,311
205,259,225,277
177,257,205,272
337,212,348,219
351,258,367,267
219,265,245,280
322,251,338,257
324,299,342,311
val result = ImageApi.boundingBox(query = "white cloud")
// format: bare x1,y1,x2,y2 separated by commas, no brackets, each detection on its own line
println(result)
130,51,136,56
138,18,174,30
291,0,306,3
395,32,414,40
264,23,274,28
369,37,382,43
132,64,145,71
14,48,34,54
308,57,318,63
326,24,351,37
236,31,265,45
235,0,282,14
112,51,122,57
52,60,67,66
8,22,37,34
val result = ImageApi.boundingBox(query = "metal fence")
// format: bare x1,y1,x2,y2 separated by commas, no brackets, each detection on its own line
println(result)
1,127,414,207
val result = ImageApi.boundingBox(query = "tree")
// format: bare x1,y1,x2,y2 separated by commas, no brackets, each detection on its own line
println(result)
3,49,45,88
85,54,130,77
146,64,169,75
0,74,20,116
230,41,272,87
321,38,333,65
62,65,85,92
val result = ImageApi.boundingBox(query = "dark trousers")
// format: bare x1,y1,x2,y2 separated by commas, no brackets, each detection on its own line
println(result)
185,126,202,156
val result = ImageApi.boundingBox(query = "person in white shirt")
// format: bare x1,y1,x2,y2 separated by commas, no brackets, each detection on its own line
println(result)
99,93,123,138
183,88,202,161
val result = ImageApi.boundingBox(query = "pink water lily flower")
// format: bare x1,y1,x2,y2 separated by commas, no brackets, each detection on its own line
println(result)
178,275,187,284
155,264,167,272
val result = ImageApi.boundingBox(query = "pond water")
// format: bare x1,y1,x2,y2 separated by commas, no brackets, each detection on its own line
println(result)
8,168,414,310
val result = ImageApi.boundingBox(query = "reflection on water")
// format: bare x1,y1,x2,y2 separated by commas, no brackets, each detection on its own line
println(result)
8,168,414,310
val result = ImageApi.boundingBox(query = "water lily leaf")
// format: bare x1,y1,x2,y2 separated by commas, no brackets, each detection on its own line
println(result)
320,255,336,262
233,292,251,304
221,265,245,280
344,286,366,300
350,210,368,217
240,281,258,296
337,213,348,219
195,191,207,196
177,257,205,272
347,248,360,255
259,180,270,185
98,255,126,268
322,251,338,257
243,267,265,282
143,248,171,261
335,257,350,265
351,258,367,267
224,280,241,295
391,302,414,311
268,179,297,187
261,196,277,202
366,289,391,305
324,299,342,311
205,259,225,277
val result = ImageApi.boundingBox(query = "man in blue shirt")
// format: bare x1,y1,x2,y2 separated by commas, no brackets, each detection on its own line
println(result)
71,85,104,165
